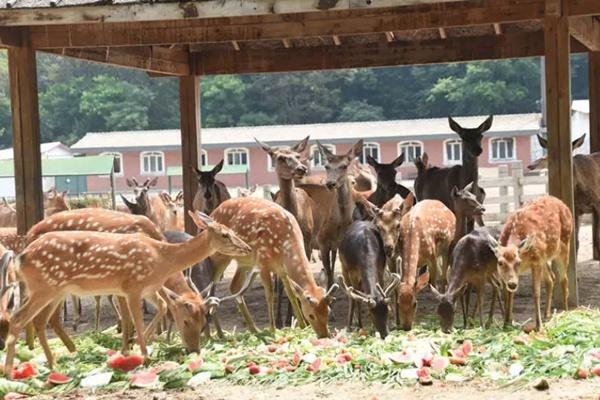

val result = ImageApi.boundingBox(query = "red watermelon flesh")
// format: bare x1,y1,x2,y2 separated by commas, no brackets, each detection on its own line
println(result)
47,372,73,385
10,362,37,380
187,357,203,372
107,354,144,372
150,361,179,374
130,371,159,388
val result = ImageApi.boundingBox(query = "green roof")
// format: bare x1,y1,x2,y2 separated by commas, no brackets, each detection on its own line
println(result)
167,164,248,176
0,155,115,177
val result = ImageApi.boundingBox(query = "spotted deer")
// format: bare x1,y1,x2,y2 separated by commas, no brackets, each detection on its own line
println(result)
528,134,599,259
121,177,175,231
0,228,26,253
43,188,70,217
490,195,572,331
23,208,227,354
414,116,492,228
158,192,185,231
209,197,338,338
0,200,17,228
397,199,456,331
3,211,251,374
192,160,231,215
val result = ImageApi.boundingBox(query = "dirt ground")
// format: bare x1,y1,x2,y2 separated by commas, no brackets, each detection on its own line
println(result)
53,224,600,399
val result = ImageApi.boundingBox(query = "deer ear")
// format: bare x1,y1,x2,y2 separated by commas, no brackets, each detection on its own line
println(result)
120,195,137,212
162,286,183,304
537,134,548,149
448,116,462,134
391,153,405,168
287,277,305,299
255,137,273,155
518,237,533,252
291,136,310,153
429,284,444,302
415,267,430,292
572,134,586,150
189,210,213,229
270,191,278,202
212,159,224,175
402,193,415,215
316,141,334,159
147,177,159,187
451,186,460,198
366,155,378,168
477,115,494,133
349,139,363,159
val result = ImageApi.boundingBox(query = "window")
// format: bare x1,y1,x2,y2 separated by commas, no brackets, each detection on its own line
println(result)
140,151,165,175
359,142,380,163
101,152,123,176
224,148,249,167
310,144,336,168
490,137,515,162
398,141,423,163
444,139,462,165
200,149,208,167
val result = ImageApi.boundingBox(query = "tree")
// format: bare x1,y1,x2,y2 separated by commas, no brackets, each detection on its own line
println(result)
338,100,384,122
201,76,247,127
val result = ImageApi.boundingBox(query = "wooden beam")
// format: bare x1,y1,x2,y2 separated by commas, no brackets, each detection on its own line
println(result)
570,0,600,17
179,75,201,235
569,16,600,51
43,46,190,76
332,35,341,46
8,29,43,234
193,31,586,75
0,0,465,26
589,51,600,260
0,27,21,47
493,23,502,35
544,0,577,306
438,27,447,39
29,1,546,49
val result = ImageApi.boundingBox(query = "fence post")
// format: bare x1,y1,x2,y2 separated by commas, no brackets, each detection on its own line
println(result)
511,161,524,208
498,164,509,218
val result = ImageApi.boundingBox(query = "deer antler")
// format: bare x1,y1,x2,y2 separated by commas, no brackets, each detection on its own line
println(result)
206,271,258,306
337,275,375,306
382,273,401,297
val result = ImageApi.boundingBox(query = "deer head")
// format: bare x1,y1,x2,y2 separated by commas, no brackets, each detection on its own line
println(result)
430,284,464,333
448,115,493,157
188,211,252,257
367,153,404,188
256,136,310,180
364,194,415,259
159,192,181,219
398,266,430,331
318,139,363,190
126,177,158,198
194,160,224,202
487,234,532,293
44,188,70,214
288,279,338,338
528,134,586,171
174,191,184,207
451,182,485,218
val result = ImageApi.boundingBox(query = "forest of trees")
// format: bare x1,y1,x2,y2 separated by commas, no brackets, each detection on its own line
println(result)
0,52,591,149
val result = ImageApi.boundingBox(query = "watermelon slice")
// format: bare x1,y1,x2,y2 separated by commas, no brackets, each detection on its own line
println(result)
47,372,73,385
461,340,473,356
431,356,450,372
130,371,159,388
107,354,144,372
187,357,203,373
149,361,179,374
10,362,37,380
306,358,321,373
388,351,413,364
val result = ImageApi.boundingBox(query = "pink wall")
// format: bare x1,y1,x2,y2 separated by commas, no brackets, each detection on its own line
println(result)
84,135,532,193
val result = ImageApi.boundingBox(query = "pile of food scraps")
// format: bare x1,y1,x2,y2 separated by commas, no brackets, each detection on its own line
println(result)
1,309,599,398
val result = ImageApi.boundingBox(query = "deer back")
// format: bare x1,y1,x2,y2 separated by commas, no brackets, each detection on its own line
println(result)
572,153,600,215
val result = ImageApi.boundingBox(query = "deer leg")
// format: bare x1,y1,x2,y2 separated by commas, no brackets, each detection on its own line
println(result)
503,289,514,328
356,301,363,329
116,296,132,355
281,277,307,329
486,285,497,328
70,295,80,332
144,292,167,343
32,299,63,369
346,299,355,331
94,296,101,331
463,286,471,327
260,269,276,332
231,267,259,333
109,295,122,332
125,293,148,356
531,265,543,331
543,266,555,319
556,245,570,311
593,209,600,261
460,293,468,329
320,248,333,289
274,278,283,328
476,285,484,328
48,303,76,353
4,295,53,376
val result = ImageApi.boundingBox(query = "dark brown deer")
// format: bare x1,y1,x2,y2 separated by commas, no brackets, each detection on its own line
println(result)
528,134,597,259
366,154,411,205
491,195,572,331
192,160,231,215
413,116,492,228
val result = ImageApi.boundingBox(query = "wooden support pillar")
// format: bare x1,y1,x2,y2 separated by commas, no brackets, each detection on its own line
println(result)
179,74,201,235
544,0,578,306
8,28,43,235
590,51,600,260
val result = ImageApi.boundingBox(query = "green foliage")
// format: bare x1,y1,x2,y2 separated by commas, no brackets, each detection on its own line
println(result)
0,51,591,149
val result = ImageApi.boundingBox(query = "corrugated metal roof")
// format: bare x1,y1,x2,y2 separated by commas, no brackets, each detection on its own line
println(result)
0,155,114,177
71,113,542,151
0,142,73,160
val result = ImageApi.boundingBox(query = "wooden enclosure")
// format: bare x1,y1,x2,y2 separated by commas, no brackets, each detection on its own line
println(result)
0,0,599,304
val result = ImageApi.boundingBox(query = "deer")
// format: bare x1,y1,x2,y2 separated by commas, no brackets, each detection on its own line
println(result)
366,154,411,205
528,134,598,259
0,228,26,254
337,207,402,338
413,116,492,229
397,199,456,331
0,245,15,351
158,192,184,231
2,210,252,375
238,185,262,198
208,197,338,338
488,195,572,331
0,199,17,228
43,188,70,217
192,160,231,215
121,177,177,231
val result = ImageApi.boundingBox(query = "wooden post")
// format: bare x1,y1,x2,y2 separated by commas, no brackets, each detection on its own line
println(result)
498,164,509,217
8,29,43,235
589,51,600,260
511,161,524,208
109,170,116,210
544,0,578,306
179,75,201,235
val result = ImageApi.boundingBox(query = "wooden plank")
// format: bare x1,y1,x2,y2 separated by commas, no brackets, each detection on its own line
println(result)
0,27,21,47
43,46,190,76
29,1,546,49
193,31,587,75
179,75,201,235
570,0,600,17
569,16,600,50
8,29,43,234
544,0,578,306
589,51,600,260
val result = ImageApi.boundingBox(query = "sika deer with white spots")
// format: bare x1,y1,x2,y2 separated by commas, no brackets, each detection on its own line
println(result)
490,195,573,331
209,197,337,338
121,177,175,231
397,200,455,331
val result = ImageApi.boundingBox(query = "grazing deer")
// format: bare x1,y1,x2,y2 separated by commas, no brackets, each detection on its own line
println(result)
43,188,70,217
397,200,456,331
0,200,17,228
121,177,175,232
312,139,364,288
528,134,598,259
413,116,492,228
193,160,231,215
3,211,251,374
338,216,401,339
489,195,572,331
209,197,337,338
